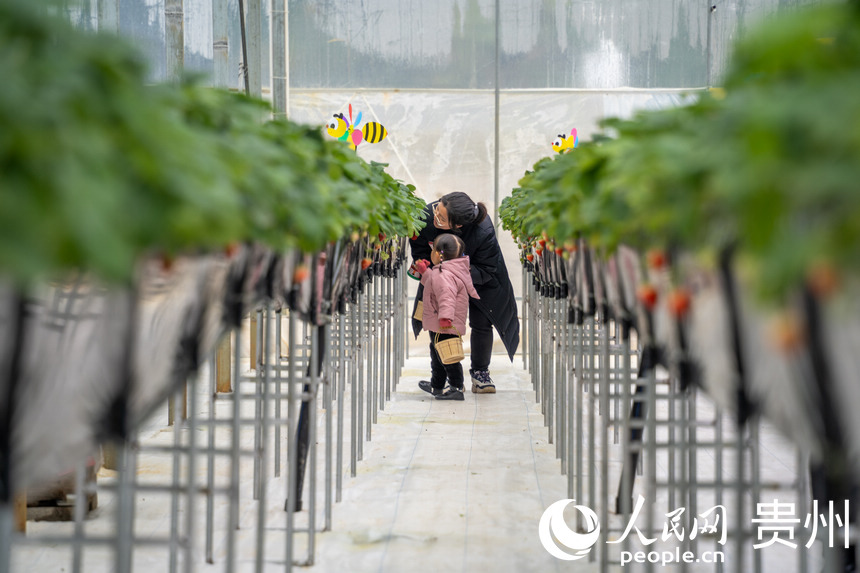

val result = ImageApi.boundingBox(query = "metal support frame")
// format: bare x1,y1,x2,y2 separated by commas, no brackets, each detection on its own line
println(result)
520,264,812,572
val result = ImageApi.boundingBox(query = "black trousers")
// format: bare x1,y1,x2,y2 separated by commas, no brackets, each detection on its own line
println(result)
429,331,464,390
468,299,493,372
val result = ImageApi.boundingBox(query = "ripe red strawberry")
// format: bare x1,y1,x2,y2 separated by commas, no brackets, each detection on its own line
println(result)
293,265,310,283
526,254,534,262
637,283,658,311
667,288,691,318
647,249,667,270
807,261,840,299
769,312,805,353
361,258,373,270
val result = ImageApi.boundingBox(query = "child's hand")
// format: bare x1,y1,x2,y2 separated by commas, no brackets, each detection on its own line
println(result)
414,259,430,276
439,318,453,330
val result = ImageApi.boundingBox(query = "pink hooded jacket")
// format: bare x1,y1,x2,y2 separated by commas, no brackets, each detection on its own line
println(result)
420,256,480,335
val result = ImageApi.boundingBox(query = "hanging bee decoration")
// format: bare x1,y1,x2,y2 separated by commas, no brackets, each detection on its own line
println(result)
326,104,388,150
551,127,578,154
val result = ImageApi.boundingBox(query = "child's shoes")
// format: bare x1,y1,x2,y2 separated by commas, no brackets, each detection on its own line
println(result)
418,380,444,396
435,386,465,401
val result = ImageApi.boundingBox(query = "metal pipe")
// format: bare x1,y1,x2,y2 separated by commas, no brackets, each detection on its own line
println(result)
205,355,216,563
271,0,287,119
184,368,199,573
324,322,333,530
165,0,183,84
492,0,500,225
246,0,262,98
71,459,87,573
96,0,118,32
358,290,365,458
254,309,263,500
285,311,298,572
337,313,345,501
169,384,183,573
275,311,282,478
351,302,358,477
226,324,243,573
114,439,136,573
254,305,273,573
307,325,320,565
212,0,229,88
599,308,610,568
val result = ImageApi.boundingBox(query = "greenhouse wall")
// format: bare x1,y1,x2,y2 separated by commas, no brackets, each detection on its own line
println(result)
287,88,694,302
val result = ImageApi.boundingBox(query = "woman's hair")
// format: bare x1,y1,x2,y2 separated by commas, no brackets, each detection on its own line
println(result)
433,233,464,261
440,191,488,229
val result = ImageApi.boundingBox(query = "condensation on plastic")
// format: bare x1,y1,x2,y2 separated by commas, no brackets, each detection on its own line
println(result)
71,0,827,89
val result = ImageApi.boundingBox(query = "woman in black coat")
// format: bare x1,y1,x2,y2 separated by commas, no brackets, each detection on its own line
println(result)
410,192,520,393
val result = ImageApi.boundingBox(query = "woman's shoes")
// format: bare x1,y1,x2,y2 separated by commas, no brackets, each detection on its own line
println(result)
470,369,496,393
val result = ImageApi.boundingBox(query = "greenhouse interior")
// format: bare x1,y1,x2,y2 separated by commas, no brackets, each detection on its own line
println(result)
2,0,859,571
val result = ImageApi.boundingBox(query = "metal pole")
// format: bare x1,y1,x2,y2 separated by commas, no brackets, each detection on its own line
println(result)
254,309,264,500
359,288,368,449
115,439,136,573
165,0,183,84
71,459,88,573
372,278,379,422
385,275,392,402
226,324,243,573
307,325,320,565
254,307,273,573
212,0,229,88
96,0,118,32
351,301,358,477
246,0,262,98
599,309,610,567
271,0,288,119
275,311,282,477
336,313,345,501
205,355,216,564
285,311,298,572
0,503,11,573
324,323,333,530
237,0,250,95
184,369,199,573
169,384,183,573
492,0,500,225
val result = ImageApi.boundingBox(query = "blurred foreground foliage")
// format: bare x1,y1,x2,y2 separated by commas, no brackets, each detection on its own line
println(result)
0,0,425,286
501,2,860,302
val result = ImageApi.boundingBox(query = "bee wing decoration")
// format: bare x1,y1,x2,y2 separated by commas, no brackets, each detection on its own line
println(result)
351,129,364,147
354,110,362,129
361,122,388,144
571,128,578,148
348,103,353,126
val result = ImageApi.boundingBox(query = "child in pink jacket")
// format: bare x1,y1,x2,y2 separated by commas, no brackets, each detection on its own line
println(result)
413,233,480,401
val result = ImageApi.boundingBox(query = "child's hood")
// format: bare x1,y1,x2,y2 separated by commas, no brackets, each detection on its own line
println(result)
436,256,480,299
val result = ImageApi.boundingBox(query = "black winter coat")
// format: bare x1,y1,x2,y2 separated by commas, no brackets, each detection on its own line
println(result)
410,201,520,360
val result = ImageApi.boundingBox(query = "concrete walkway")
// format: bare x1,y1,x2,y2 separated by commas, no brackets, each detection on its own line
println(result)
309,356,576,573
